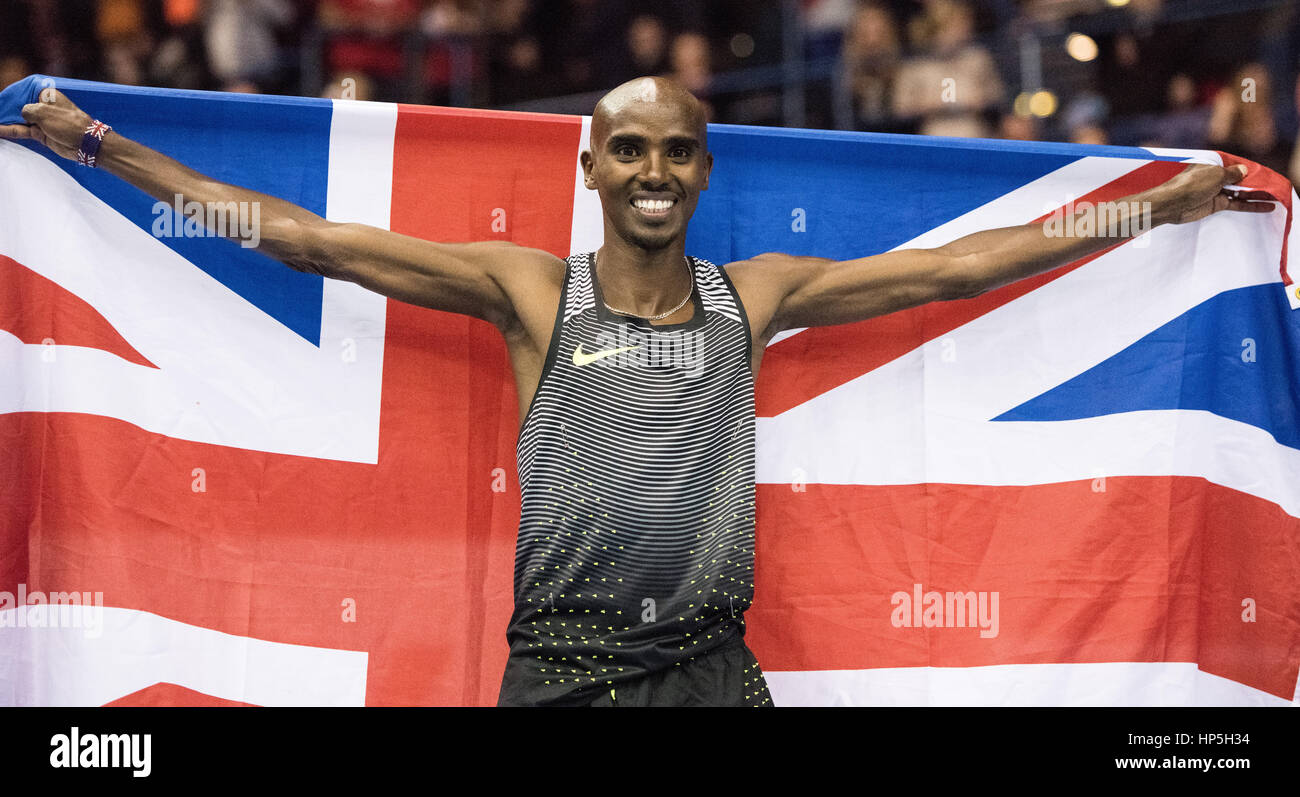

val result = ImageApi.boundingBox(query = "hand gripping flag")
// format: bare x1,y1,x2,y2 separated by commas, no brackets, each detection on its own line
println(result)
1,75,1297,705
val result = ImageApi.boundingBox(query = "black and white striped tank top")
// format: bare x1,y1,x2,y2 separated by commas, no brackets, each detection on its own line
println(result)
497,251,757,706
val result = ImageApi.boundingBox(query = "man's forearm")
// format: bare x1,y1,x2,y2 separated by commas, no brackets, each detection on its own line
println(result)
939,188,1168,296
97,131,332,271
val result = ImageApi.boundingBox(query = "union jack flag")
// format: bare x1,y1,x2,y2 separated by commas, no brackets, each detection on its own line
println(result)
1,75,1297,705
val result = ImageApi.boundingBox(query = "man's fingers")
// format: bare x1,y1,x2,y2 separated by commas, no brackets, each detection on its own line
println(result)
1222,164,1249,185
0,123,34,140
1225,198,1277,213
1223,188,1275,201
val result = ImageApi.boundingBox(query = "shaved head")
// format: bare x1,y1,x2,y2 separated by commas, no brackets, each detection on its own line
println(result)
591,77,707,151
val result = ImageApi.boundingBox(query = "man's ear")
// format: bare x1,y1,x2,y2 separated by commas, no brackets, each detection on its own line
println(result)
580,150,596,190
702,151,713,191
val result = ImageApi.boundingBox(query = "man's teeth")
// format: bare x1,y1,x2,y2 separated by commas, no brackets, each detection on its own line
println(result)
633,199,675,211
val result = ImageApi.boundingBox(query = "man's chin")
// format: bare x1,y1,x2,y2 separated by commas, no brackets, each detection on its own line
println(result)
623,231,680,251
616,220,684,251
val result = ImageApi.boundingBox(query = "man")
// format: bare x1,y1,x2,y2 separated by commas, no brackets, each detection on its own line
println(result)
1,76,1270,706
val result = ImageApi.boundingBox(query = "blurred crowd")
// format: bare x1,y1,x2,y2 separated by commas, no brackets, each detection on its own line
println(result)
2,0,1298,182
841,0,1299,180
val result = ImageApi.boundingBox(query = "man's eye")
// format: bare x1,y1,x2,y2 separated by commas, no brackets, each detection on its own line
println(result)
616,146,638,157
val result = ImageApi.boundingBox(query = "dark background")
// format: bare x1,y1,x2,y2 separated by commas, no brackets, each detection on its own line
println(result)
2,0,1297,176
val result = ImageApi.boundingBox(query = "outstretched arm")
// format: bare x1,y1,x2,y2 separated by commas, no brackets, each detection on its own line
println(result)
0,89,554,331
732,163,1274,340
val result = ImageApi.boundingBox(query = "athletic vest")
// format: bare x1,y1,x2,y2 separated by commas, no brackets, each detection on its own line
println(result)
497,251,757,706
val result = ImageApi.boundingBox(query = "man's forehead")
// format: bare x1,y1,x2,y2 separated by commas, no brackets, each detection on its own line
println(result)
600,113,702,143
591,106,704,151
590,77,706,147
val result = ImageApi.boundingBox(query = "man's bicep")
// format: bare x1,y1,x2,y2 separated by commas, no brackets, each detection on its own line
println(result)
769,249,972,331
319,223,526,327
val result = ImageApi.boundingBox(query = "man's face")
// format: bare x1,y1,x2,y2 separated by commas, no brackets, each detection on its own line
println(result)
582,97,712,251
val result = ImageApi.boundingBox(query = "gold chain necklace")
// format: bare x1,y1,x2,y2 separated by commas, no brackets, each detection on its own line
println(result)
594,251,694,321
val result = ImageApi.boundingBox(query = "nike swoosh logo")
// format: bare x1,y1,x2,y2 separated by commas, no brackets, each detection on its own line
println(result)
573,343,639,366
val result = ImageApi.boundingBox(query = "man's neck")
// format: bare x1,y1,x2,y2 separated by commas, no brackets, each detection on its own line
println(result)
595,237,692,318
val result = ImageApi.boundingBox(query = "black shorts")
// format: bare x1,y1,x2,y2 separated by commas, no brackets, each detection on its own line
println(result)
583,639,774,707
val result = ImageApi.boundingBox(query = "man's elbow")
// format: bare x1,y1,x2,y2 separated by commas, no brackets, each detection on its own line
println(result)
939,254,986,300
264,217,339,277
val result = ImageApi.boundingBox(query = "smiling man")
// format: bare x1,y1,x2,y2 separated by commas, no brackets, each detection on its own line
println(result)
1,76,1269,707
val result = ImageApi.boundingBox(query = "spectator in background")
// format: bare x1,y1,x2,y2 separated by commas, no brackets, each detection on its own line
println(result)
483,0,538,104
421,0,486,35
668,30,714,120
1061,89,1109,144
1150,73,1211,150
147,0,210,90
607,10,709,91
97,0,155,85
418,0,489,104
1208,62,1293,175
165,0,199,25
625,15,670,81
319,0,420,101
532,0,631,95
842,1,903,133
489,35,554,104
998,111,1039,141
804,0,857,61
804,0,857,34
490,0,532,32
670,31,711,99
488,1,564,107
1096,11,1181,124
1070,124,1108,146
205,0,292,92
892,0,1003,138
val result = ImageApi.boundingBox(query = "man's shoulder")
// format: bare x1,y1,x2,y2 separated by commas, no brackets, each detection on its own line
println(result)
473,243,566,339
717,254,829,344
485,242,567,287
721,252,829,285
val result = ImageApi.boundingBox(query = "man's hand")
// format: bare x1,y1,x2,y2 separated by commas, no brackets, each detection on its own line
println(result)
0,88,94,161
1152,163,1276,225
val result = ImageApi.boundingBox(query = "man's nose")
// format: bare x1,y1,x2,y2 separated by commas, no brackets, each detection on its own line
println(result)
639,150,667,184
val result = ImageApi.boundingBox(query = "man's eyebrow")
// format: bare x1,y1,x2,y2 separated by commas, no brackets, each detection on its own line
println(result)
663,136,701,150
605,133,701,150
606,133,646,149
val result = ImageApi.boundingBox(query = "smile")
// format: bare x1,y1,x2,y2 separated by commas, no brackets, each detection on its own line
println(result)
631,197,676,216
